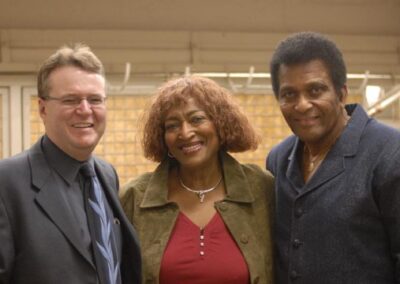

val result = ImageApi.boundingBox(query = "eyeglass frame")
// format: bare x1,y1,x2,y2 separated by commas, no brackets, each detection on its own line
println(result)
42,95,107,108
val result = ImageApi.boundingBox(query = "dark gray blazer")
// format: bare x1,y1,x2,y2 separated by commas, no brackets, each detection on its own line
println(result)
267,104,400,284
0,137,141,284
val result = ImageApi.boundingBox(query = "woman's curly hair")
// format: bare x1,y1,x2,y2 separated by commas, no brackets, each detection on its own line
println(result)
142,75,260,162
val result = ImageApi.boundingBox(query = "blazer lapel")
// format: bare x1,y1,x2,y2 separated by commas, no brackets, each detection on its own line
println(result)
94,161,126,227
285,138,347,195
286,138,306,192
94,160,119,208
94,159,142,282
301,105,367,194
303,151,345,193
28,140,94,266
94,159,140,245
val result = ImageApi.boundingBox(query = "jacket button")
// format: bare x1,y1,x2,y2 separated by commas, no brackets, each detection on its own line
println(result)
240,233,249,244
145,276,154,283
253,276,260,283
290,270,299,280
219,202,228,211
294,208,304,217
292,239,302,248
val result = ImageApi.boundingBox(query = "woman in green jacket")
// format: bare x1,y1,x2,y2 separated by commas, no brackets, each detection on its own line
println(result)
121,75,274,284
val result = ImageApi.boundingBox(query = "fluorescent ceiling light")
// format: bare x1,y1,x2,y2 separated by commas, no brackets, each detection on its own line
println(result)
366,85,382,106
191,72,391,80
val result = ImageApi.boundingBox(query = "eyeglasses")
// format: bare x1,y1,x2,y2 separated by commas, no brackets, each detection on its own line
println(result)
43,95,107,107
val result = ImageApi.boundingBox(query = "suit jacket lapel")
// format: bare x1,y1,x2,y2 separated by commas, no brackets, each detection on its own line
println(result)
286,140,347,195
94,159,139,243
298,105,367,195
93,160,123,222
94,159,142,282
303,150,345,192
28,139,94,267
304,106,367,193
286,138,344,194
286,138,306,192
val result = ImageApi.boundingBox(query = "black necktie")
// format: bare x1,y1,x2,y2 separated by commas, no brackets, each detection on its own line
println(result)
80,163,120,284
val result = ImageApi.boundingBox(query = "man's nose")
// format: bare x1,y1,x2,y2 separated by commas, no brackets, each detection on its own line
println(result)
76,98,93,113
294,94,312,112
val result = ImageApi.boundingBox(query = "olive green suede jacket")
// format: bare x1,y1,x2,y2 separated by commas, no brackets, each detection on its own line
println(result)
121,152,274,284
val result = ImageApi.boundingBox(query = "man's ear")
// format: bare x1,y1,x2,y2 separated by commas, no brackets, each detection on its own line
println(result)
339,85,348,105
38,98,46,119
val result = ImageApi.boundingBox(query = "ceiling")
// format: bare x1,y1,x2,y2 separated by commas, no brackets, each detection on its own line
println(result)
0,0,399,127
0,0,399,35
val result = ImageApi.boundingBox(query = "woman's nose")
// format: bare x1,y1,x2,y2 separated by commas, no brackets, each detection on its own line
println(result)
179,122,195,139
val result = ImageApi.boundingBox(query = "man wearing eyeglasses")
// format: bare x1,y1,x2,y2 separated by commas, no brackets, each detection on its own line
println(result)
0,44,141,284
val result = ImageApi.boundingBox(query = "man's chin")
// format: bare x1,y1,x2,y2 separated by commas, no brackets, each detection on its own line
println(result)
72,139,100,151
296,132,322,144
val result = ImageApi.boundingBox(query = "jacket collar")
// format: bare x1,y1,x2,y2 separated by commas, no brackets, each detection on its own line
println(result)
221,152,254,203
332,104,369,157
140,151,254,208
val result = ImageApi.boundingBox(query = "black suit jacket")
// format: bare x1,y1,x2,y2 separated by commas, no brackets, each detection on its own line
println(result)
0,137,141,284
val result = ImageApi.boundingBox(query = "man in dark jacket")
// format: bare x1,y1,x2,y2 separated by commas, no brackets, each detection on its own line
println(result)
267,32,400,283
0,44,141,284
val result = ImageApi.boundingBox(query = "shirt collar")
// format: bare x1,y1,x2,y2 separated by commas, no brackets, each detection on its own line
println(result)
42,135,92,185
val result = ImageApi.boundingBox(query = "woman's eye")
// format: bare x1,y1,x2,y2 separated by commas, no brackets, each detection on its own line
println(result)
191,116,205,124
165,123,179,131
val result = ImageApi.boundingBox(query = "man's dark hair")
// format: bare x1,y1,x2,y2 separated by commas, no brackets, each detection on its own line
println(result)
270,32,347,97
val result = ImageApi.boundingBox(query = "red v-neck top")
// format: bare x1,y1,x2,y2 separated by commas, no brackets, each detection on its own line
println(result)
159,212,250,284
